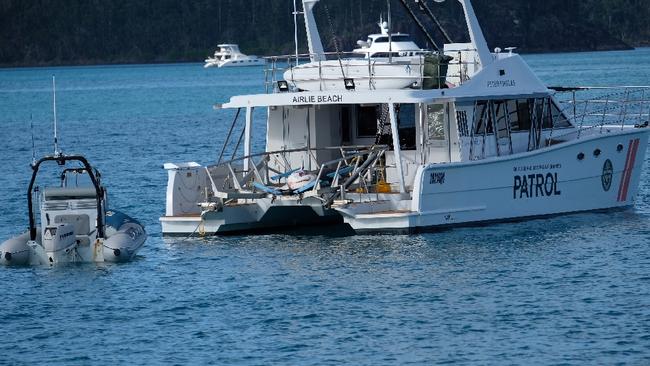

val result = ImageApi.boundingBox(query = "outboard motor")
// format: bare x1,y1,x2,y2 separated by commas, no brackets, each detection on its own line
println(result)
42,223,76,263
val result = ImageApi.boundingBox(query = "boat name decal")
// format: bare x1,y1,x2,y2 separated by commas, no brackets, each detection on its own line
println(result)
429,172,446,185
513,172,561,199
487,80,516,88
292,95,343,104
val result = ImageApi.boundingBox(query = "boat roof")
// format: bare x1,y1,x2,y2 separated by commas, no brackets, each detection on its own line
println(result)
219,55,550,109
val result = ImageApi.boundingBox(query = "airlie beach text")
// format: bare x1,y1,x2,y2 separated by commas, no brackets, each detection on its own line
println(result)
292,95,343,104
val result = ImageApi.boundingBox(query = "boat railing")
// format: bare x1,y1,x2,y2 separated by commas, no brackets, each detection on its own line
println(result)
263,50,478,93
551,86,650,141
205,145,390,203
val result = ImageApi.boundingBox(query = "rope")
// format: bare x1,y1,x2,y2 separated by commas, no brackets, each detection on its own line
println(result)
231,123,247,161
323,4,346,79
217,108,242,164
180,220,204,241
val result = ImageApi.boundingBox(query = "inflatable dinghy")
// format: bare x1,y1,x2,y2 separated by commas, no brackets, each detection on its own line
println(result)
0,154,146,265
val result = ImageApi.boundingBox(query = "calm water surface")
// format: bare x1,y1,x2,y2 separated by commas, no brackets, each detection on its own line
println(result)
0,49,649,365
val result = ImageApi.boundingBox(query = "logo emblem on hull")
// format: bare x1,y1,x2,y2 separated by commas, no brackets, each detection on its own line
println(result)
602,159,613,191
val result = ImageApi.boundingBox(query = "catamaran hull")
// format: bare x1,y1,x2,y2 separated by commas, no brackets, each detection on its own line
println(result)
338,129,649,232
161,130,648,236
160,200,343,236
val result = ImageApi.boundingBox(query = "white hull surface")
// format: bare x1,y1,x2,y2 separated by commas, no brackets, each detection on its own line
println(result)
160,129,648,235
284,58,420,91
204,58,264,68
338,130,649,232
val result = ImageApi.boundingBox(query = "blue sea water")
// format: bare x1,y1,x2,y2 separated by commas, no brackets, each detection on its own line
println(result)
0,49,650,365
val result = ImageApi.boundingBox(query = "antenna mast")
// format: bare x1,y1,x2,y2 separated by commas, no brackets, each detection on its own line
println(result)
293,0,300,65
30,113,36,166
52,75,60,157
387,0,392,63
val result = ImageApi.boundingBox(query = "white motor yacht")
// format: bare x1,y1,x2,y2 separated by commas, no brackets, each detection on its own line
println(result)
352,18,426,58
204,44,264,68
162,0,650,235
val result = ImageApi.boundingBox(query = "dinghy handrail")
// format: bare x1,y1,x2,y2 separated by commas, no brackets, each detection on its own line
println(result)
27,154,105,241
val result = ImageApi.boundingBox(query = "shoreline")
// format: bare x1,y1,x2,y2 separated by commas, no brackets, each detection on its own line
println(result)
1,46,648,70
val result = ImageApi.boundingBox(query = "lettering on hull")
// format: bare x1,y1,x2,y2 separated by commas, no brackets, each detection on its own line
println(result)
429,172,446,185
513,172,561,199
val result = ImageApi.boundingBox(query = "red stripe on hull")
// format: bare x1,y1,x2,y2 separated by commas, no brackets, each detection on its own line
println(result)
620,138,640,202
618,139,635,201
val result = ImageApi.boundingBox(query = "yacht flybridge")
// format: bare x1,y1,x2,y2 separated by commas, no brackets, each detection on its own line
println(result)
204,44,263,68
161,0,649,235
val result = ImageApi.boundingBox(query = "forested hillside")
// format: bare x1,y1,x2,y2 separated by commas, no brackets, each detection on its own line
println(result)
1,0,648,66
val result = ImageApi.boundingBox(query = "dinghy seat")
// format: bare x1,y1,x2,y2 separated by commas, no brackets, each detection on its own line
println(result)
44,187,97,200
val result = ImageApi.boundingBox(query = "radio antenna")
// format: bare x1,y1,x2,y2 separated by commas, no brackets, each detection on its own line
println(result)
30,113,36,166
52,75,60,157
293,0,300,66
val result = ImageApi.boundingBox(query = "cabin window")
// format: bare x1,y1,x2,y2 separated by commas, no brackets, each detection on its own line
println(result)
473,101,493,135
391,35,412,42
370,52,402,58
397,104,416,150
426,104,446,142
549,100,571,128
374,37,389,43
474,98,572,135
341,106,352,143
357,105,378,137
456,111,470,137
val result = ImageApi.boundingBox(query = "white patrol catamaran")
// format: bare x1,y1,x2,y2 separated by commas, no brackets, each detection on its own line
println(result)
161,0,650,235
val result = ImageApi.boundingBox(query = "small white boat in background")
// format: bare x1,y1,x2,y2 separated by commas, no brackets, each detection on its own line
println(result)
204,44,264,68
352,17,426,58
0,154,146,265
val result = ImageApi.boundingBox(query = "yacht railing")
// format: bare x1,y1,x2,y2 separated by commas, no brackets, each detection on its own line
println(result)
263,50,479,93
205,145,390,204
551,86,650,140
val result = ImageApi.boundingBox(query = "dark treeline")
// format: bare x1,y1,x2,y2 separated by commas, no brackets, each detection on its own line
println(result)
1,0,648,67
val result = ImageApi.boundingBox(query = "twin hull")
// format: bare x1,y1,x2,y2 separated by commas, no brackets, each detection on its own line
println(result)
161,130,648,234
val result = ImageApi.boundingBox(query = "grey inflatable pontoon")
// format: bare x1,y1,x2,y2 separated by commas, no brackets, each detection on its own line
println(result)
0,154,146,265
